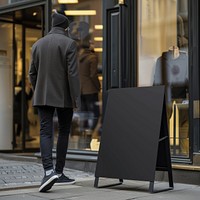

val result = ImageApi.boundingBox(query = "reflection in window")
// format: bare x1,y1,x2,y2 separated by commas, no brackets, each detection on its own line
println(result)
138,0,189,157
52,0,103,151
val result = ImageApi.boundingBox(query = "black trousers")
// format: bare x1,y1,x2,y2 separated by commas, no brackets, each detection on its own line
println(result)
37,106,73,173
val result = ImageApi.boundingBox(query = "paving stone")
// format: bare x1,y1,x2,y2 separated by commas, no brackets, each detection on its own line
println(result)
0,158,93,190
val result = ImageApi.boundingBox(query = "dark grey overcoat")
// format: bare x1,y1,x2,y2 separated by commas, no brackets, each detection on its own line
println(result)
29,27,80,109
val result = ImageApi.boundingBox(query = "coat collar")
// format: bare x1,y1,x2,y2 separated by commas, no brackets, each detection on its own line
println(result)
48,27,67,36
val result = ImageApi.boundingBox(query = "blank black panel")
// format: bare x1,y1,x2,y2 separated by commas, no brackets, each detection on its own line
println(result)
95,86,165,181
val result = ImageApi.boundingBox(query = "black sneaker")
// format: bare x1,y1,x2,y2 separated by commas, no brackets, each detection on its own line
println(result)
55,173,76,185
39,171,58,192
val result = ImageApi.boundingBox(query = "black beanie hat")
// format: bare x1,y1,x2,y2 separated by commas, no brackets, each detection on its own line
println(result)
52,12,69,29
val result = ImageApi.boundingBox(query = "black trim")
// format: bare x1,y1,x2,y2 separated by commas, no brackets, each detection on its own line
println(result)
12,23,15,150
35,149,98,162
44,0,51,34
190,0,200,153
0,148,40,153
22,25,26,150
119,2,130,88
130,0,137,87
119,4,124,87
172,157,192,164
54,149,98,156
106,6,119,89
188,0,194,160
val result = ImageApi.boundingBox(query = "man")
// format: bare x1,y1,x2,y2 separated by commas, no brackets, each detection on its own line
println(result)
29,12,80,192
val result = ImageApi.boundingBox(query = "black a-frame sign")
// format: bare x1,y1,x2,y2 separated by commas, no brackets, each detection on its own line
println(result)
94,86,173,193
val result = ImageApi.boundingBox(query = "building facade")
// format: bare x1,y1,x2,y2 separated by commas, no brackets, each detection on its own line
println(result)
0,0,200,168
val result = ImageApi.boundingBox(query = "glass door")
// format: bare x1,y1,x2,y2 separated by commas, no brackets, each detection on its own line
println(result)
0,0,51,151
13,6,43,150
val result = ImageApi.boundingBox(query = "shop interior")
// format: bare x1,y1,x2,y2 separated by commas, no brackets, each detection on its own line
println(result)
137,0,189,157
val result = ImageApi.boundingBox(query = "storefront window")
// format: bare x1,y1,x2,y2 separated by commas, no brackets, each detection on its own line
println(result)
138,0,189,157
52,0,103,151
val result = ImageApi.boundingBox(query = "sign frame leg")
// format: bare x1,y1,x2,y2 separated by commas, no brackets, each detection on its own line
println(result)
94,177,123,188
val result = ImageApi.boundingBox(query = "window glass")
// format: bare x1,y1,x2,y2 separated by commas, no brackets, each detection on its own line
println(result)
52,0,103,151
11,7,43,150
138,0,189,157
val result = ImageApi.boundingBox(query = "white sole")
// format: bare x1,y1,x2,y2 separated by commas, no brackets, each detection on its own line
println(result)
39,175,58,192
54,180,76,186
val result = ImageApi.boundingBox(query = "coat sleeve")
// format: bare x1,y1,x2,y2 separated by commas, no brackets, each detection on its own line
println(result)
29,47,38,91
67,41,81,110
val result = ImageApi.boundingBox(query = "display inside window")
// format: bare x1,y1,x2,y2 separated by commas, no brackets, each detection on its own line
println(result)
138,0,189,157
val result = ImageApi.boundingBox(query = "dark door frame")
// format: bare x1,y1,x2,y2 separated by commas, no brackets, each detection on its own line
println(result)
102,0,137,118
189,0,200,154
102,0,134,114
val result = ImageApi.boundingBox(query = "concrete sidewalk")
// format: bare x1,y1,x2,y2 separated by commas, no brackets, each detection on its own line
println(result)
0,178,200,200
0,158,93,191
0,157,200,199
